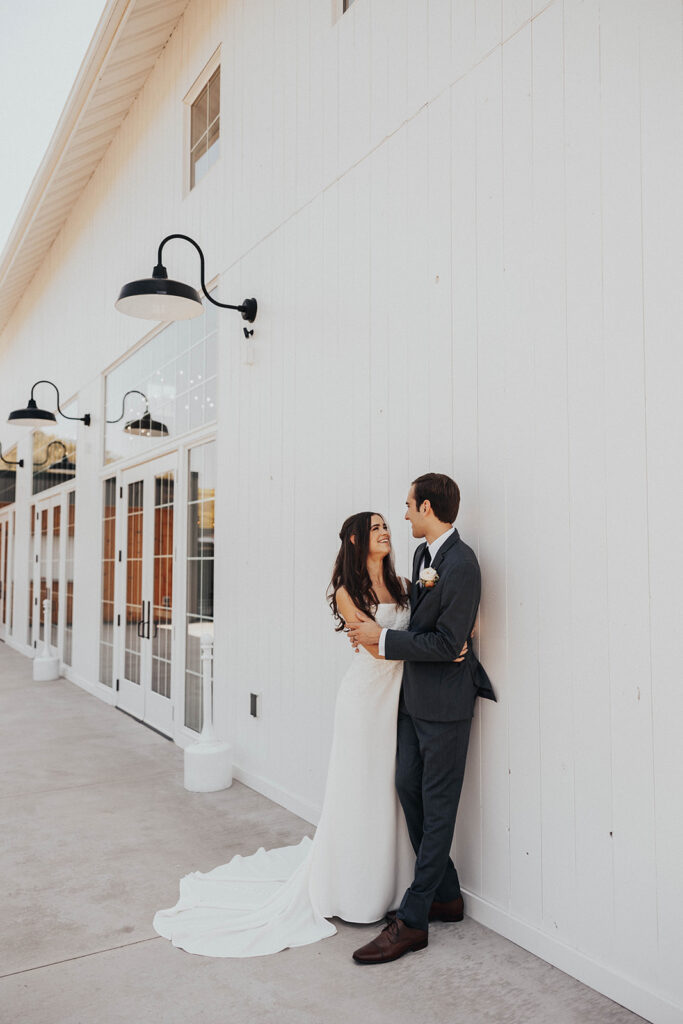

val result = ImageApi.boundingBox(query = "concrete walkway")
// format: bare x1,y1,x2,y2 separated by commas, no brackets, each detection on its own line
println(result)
0,642,645,1024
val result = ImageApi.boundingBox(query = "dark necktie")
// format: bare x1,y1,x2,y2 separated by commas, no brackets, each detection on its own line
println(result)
423,547,431,569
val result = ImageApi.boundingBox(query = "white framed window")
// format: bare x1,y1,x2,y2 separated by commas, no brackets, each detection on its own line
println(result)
184,49,221,191
184,440,216,732
103,294,218,466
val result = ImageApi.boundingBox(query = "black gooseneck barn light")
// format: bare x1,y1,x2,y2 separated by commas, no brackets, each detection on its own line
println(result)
0,443,23,468
115,234,257,323
33,440,76,476
8,381,91,429
106,389,169,438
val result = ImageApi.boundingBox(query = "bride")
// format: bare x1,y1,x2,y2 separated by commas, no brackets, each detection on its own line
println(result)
153,512,460,958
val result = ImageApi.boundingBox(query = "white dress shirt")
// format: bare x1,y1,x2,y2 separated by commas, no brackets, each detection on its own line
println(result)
378,526,455,657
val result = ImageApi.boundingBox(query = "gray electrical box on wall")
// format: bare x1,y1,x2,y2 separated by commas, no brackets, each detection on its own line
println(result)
250,693,260,718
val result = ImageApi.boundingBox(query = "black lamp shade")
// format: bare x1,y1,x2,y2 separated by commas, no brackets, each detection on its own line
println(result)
7,399,57,429
115,278,204,321
47,456,77,475
124,412,169,438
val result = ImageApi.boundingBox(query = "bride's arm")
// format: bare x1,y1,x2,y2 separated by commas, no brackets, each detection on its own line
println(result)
335,587,382,660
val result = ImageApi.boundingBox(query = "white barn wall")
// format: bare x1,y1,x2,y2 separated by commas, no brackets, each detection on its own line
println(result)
0,1,681,1019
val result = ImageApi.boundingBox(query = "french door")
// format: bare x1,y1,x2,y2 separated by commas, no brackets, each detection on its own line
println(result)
116,453,177,736
28,491,74,657
0,511,14,641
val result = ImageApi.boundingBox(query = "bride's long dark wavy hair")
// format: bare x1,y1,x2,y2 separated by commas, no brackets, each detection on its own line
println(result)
327,511,409,632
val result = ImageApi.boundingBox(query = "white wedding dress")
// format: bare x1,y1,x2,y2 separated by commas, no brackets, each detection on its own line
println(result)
153,602,415,957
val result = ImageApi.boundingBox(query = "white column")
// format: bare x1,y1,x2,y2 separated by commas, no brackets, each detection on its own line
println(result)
183,633,233,792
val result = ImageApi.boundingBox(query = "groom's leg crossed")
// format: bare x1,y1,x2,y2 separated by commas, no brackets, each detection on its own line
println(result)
398,717,472,930
395,706,424,856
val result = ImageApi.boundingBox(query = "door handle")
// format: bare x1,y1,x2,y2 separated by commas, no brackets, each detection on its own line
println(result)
137,601,145,638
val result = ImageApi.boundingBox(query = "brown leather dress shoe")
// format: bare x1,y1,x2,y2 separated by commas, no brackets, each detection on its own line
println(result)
385,894,464,925
430,894,464,922
352,919,428,964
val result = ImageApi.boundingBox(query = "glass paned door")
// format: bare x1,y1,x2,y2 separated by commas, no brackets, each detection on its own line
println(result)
30,492,70,657
0,511,14,641
117,454,176,735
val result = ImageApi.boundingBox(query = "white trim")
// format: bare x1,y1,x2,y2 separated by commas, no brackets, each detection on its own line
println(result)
62,666,117,705
3,634,33,659
183,45,222,196
232,764,322,828
463,890,681,1024
182,44,221,106
99,422,217,479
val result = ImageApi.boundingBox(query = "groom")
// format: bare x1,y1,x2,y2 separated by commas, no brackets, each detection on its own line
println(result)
345,472,496,964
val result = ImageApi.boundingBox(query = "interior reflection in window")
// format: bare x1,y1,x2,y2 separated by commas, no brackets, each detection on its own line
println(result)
104,299,217,465
185,441,215,732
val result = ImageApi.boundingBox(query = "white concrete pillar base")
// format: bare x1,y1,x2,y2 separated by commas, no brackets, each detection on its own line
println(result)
32,656,60,681
184,741,233,792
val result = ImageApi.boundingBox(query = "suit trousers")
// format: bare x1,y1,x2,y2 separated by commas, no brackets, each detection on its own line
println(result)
395,697,472,931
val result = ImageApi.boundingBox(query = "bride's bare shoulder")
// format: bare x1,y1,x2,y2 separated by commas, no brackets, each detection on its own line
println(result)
335,586,370,621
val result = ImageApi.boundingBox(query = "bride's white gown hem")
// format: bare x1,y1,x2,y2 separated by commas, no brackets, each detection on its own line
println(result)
153,603,414,958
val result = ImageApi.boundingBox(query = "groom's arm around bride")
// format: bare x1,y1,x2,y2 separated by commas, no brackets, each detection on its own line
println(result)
385,529,495,721
346,479,495,722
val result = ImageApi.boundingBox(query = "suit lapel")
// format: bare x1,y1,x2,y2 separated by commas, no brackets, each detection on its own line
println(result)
410,543,426,610
412,529,460,613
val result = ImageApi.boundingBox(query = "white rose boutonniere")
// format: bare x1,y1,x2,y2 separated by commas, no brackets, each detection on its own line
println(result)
419,567,439,588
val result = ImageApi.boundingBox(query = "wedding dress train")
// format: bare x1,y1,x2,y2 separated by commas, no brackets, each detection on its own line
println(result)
153,603,415,957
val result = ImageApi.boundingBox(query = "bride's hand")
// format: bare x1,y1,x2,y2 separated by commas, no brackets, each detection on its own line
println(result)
345,609,372,651
454,639,468,663
453,628,475,662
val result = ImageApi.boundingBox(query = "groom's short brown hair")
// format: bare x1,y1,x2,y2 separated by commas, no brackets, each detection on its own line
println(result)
412,473,460,524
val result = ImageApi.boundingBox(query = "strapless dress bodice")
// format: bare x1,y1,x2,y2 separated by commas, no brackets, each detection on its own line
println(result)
374,602,411,631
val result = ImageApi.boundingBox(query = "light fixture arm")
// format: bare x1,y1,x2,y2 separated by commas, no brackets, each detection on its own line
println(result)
154,234,257,323
29,381,91,427
33,440,68,468
106,389,149,425
0,443,24,468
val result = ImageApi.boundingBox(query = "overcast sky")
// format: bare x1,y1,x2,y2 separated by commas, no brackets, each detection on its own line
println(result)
0,1,105,254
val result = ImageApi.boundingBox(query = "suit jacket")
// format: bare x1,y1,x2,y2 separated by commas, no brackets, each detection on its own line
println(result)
384,529,496,721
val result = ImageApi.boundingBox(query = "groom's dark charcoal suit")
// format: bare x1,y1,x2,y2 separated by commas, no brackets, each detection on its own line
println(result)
384,528,496,932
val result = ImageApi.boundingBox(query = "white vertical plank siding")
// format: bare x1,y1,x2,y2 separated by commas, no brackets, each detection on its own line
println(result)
639,1,683,1008
502,21,542,928
426,92,455,471
475,0,503,61
0,0,680,1017
337,0,371,175
600,0,658,988
369,143,391,511
530,1,576,945
405,110,432,480
406,0,430,114
563,0,615,963
503,0,532,41
385,0,409,133
428,0,454,100
452,0,477,77
474,48,509,910
450,69,482,894
383,127,413,567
